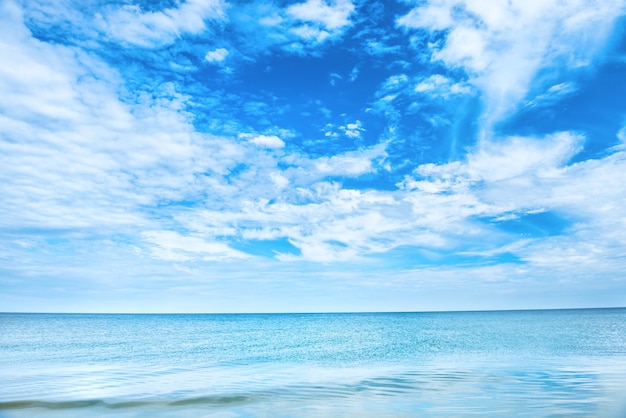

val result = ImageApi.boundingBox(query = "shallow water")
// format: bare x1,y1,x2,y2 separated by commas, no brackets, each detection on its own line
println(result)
1,309,625,417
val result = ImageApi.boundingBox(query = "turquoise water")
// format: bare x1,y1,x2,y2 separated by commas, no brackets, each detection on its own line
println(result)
1,309,625,417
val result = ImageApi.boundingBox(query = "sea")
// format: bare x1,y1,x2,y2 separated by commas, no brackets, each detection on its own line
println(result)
1,309,625,417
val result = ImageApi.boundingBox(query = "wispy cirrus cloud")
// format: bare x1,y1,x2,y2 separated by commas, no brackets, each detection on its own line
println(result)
397,0,626,137
523,82,579,108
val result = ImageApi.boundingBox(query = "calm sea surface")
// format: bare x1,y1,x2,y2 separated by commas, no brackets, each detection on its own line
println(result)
1,309,625,417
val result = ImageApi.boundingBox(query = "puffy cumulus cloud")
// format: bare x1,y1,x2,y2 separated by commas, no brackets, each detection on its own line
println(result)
205,47,229,63
325,120,365,138
95,0,225,47
397,0,626,136
247,134,286,149
286,0,355,31
342,121,364,138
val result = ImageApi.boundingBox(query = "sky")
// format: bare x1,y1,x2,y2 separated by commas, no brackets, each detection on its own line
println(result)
1,0,626,313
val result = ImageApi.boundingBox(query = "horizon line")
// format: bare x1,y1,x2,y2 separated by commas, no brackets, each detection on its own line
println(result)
1,306,624,315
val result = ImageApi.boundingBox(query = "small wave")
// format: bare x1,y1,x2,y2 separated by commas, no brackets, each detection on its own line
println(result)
0,400,105,410
2,367,623,415
0,395,255,411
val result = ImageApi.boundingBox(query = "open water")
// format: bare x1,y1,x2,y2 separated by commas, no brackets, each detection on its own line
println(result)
1,309,625,417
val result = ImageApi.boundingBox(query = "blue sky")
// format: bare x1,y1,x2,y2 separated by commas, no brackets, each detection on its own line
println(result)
1,0,625,313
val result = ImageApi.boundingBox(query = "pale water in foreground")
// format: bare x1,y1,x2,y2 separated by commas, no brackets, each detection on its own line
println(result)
1,309,625,417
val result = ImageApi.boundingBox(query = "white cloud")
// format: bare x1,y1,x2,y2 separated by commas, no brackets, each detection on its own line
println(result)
403,132,585,211
546,82,578,95
315,155,371,175
414,74,447,92
395,136,626,278
365,40,402,56
285,0,355,46
434,25,492,72
181,182,407,263
396,1,453,31
3,0,626,305
290,24,330,42
312,143,385,176
619,125,626,144
414,74,471,98
368,74,408,118
383,74,409,90
525,82,579,107
398,0,625,137
270,172,290,189
259,14,284,26
142,231,249,261
286,0,354,30
0,4,257,235
349,66,359,82
205,47,229,63
96,0,225,47
327,120,365,139
343,121,363,138
227,0,355,55
402,130,624,231
249,134,286,149
467,132,584,182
